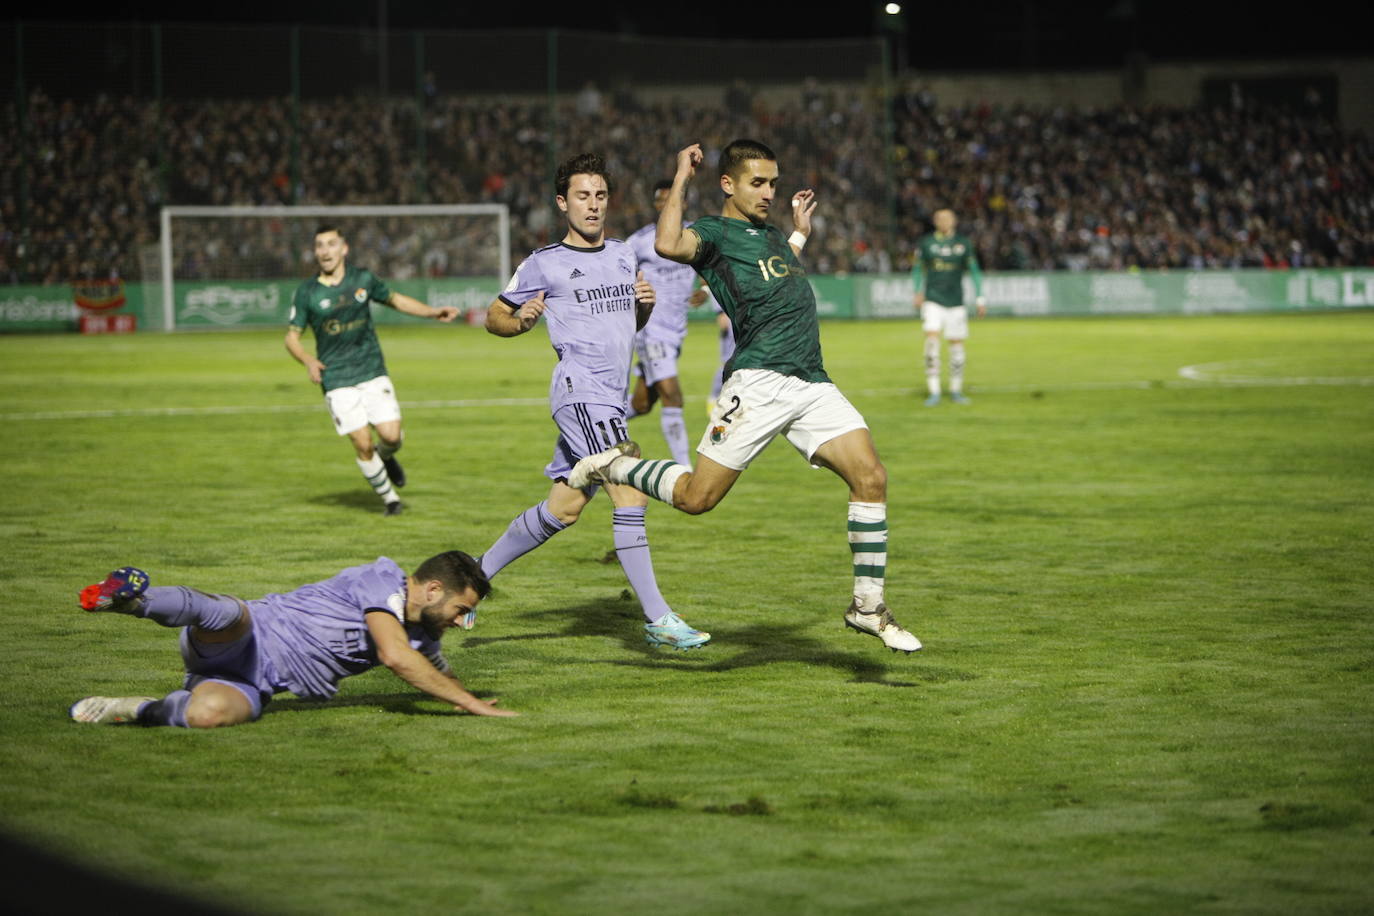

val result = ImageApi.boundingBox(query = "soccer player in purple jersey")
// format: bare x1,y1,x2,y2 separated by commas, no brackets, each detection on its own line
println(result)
481,153,709,651
69,553,516,727
624,179,709,467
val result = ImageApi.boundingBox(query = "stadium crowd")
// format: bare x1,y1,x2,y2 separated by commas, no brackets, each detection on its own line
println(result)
3,80,1370,285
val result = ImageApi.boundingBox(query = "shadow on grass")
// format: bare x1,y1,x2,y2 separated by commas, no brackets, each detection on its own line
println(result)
265,691,505,717
463,597,975,688
307,489,386,512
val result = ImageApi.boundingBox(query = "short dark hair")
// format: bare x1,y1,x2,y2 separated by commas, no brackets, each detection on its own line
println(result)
720,139,776,180
314,224,344,240
652,179,674,195
555,152,613,198
413,550,492,600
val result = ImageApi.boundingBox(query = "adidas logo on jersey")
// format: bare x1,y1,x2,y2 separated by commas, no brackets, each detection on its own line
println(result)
570,268,586,279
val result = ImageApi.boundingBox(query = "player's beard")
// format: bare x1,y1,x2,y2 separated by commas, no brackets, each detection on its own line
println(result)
417,600,454,640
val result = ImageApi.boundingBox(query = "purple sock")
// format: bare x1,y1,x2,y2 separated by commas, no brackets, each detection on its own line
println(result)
612,506,672,623
136,689,190,728
139,587,243,631
481,500,567,579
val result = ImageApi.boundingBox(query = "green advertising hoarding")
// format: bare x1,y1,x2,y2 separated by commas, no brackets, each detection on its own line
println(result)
4,270,1373,333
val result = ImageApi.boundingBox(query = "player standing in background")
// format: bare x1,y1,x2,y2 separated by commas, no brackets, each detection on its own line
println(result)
481,153,710,651
625,179,709,466
70,551,515,727
912,208,986,406
285,225,459,515
570,140,922,654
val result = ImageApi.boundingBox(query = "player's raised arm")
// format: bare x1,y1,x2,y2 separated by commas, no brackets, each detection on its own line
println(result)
388,292,459,322
789,189,817,258
655,144,704,264
484,292,546,337
284,326,325,384
365,611,517,717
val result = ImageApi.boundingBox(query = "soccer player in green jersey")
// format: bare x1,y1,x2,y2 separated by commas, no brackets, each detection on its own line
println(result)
570,140,922,653
913,208,986,406
285,225,459,515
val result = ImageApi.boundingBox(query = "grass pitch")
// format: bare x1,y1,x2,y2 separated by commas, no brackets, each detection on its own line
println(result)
1,312,1372,914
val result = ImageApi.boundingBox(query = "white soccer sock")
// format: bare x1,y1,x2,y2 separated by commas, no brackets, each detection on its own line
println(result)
949,342,966,394
660,407,692,467
611,457,689,506
357,455,398,503
924,337,941,396
848,501,887,612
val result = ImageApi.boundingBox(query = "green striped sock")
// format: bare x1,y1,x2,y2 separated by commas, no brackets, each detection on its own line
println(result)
848,502,887,611
616,458,688,506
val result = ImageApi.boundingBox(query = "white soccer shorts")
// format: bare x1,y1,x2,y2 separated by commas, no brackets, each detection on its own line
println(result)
325,374,402,435
921,303,970,339
697,368,868,471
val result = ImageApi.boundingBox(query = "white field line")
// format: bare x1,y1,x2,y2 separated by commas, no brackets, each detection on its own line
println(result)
6,368,1372,422
2,397,547,422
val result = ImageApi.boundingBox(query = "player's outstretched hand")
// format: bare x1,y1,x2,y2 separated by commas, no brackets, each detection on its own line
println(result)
676,143,703,182
791,189,817,236
462,697,519,717
518,293,546,330
434,306,460,323
634,270,655,306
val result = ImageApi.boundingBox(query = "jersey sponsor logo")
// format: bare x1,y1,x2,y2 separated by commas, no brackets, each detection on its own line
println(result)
318,298,332,309
354,288,368,303
618,257,634,275
323,317,369,335
756,255,791,280
745,228,760,236
570,268,586,279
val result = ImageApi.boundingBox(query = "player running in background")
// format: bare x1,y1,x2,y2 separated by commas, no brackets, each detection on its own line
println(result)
625,179,709,466
285,225,459,515
913,208,985,406
481,153,710,651
69,551,515,727
571,140,922,654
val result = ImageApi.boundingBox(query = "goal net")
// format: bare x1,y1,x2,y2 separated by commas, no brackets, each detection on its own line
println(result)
156,205,510,331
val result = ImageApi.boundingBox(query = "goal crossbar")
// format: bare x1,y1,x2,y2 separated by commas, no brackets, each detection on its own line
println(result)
158,204,511,332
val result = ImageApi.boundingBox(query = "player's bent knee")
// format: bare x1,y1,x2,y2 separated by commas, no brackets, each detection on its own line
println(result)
185,689,250,729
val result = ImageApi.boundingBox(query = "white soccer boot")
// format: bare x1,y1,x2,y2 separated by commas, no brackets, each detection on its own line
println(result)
567,440,640,489
843,601,923,653
69,695,158,724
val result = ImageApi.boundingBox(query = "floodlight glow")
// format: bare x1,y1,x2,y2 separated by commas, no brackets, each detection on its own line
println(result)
885,2,902,13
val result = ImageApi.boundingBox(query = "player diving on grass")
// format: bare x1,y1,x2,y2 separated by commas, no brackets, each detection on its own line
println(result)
570,140,922,653
479,153,710,651
69,551,516,727
285,224,459,516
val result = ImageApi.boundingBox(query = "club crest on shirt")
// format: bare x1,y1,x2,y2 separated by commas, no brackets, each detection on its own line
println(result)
318,298,332,309
709,424,729,444
354,288,368,303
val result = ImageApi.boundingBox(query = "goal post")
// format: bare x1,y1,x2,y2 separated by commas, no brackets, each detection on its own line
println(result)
157,204,511,332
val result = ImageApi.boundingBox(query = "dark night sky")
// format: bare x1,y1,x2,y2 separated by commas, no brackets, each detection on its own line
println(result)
40,1,1369,72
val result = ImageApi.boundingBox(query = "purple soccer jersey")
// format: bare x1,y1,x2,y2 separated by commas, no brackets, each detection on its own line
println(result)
249,557,445,699
628,222,698,345
499,240,641,414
